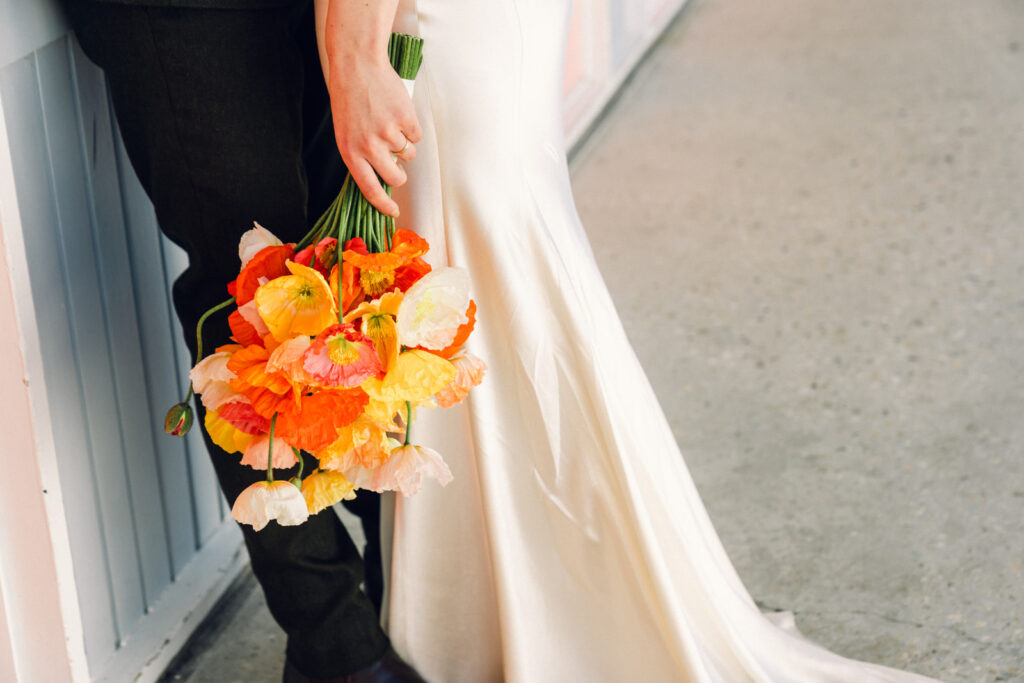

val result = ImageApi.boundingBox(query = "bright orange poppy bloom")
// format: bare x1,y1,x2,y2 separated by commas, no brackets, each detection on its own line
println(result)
341,230,432,299
234,244,295,306
274,387,369,452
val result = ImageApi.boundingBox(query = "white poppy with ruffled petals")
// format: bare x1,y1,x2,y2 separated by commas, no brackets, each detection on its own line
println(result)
371,443,454,496
231,480,309,531
396,267,471,349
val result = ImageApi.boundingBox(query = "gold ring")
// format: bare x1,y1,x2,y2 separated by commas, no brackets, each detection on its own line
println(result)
394,139,411,157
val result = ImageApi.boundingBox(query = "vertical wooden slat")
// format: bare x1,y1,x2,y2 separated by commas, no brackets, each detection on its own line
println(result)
0,52,119,670
68,40,174,608
34,37,145,641
110,110,199,579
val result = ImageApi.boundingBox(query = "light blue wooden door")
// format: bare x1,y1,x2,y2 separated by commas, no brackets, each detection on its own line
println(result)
0,2,240,679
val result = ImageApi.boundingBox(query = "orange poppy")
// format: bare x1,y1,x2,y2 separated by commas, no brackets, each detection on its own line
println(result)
234,244,295,306
274,387,369,452
228,309,263,347
341,230,432,299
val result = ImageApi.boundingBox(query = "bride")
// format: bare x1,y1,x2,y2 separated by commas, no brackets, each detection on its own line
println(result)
317,0,940,681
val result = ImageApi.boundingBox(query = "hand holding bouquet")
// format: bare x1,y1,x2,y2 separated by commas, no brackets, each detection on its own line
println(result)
164,35,485,531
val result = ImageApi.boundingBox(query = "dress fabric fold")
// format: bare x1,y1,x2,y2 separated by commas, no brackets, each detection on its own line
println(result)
382,1,939,681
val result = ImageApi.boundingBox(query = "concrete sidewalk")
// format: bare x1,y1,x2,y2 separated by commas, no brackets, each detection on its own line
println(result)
162,1,1023,680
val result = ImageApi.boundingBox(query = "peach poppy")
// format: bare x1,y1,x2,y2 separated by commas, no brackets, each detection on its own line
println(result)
396,267,472,350
434,351,488,408
372,444,453,496
302,470,357,515
341,437,404,491
274,388,369,452
231,480,309,531
190,351,241,411
241,434,300,470
317,417,394,471
302,323,382,388
228,345,293,396
266,335,315,387
255,261,337,341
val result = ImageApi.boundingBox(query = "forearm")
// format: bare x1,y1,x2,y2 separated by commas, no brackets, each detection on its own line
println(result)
313,0,420,217
315,0,401,83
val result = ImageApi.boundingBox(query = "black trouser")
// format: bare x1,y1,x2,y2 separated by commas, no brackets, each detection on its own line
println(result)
64,1,389,676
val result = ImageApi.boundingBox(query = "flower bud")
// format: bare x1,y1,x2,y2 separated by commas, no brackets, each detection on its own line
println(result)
164,402,194,437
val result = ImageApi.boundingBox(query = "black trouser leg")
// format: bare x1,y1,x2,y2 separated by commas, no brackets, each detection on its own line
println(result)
64,1,387,676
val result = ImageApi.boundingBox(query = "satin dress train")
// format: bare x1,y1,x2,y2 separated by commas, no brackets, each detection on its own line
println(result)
379,1,940,681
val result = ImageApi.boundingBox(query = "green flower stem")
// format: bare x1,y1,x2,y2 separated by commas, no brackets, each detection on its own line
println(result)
292,447,305,480
194,295,237,367
322,180,347,244
336,177,355,324
404,401,413,446
267,413,278,483
297,185,346,251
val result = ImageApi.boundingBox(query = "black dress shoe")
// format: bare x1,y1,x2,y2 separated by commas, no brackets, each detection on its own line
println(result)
282,648,427,683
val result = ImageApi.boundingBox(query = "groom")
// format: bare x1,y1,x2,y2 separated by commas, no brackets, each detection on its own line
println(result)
63,0,423,681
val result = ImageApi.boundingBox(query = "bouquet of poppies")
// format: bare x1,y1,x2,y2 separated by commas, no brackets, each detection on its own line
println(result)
164,34,485,531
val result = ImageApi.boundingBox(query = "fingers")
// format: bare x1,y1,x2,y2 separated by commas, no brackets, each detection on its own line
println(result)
349,157,400,217
385,129,417,163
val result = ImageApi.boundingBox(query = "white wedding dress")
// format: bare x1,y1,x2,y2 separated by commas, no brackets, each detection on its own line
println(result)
381,1,940,681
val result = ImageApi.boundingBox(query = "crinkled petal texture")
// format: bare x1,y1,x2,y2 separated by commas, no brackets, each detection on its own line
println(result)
216,401,270,435
275,388,369,452
372,444,453,496
228,308,263,347
397,267,472,349
241,434,300,470
190,351,241,411
428,300,477,359
342,437,404,491
255,261,337,341
317,417,394,471
302,470,357,514
302,324,382,387
236,244,295,306
345,291,404,374
238,222,284,268
204,409,255,455
377,350,457,402
231,480,309,531
435,351,488,408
